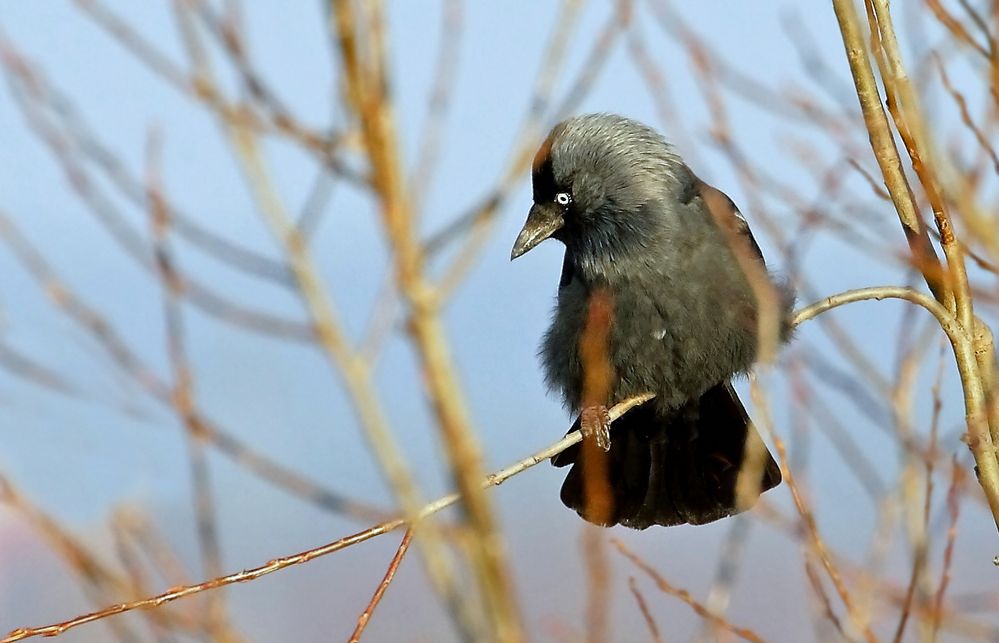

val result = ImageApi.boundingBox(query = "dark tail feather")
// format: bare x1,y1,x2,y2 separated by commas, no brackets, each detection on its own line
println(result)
553,382,781,529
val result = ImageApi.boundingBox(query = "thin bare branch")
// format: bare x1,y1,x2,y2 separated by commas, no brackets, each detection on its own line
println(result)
627,576,662,643
348,529,414,643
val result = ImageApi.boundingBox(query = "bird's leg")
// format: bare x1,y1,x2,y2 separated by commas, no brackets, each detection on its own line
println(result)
580,405,612,451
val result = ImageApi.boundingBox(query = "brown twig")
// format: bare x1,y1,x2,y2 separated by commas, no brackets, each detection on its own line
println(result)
931,457,965,639
803,556,850,641
933,53,999,176
924,0,991,59
348,529,414,643
627,576,662,643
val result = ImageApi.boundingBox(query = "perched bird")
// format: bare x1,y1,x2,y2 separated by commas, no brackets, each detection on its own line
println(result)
511,113,794,529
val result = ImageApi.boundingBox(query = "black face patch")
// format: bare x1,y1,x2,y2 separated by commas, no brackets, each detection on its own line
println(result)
532,123,570,204
532,155,560,203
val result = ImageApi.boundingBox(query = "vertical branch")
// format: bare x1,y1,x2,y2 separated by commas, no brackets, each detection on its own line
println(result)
408,0,464,215
867,0,974,330
144,131,235,643
831,0,951,306
581,526,611,643
700,517,752,640
328,1,522,640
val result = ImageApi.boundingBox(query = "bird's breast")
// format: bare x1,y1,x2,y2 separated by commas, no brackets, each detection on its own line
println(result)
540,264,759,413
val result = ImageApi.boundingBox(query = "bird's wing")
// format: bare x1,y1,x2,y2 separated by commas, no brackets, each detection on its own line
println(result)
694,178,765,263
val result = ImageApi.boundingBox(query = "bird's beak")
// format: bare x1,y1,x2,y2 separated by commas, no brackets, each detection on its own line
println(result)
511,203,565,260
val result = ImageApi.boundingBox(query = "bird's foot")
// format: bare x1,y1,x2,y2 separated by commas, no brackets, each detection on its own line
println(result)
580,405,612,451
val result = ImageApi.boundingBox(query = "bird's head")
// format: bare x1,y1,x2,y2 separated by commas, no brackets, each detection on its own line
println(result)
511,113,688,261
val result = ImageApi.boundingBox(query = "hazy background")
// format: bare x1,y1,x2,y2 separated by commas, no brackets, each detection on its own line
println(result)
1,1,997,641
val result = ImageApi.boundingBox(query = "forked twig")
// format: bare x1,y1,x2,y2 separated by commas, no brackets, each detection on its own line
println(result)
612,539,767,643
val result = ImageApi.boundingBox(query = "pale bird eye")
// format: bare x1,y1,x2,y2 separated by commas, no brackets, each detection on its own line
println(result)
555,192,571,206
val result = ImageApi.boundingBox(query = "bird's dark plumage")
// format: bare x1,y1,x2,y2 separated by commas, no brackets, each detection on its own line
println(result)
512,113,793,529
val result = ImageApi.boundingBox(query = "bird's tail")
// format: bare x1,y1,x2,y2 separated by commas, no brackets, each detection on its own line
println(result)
552,381,781,529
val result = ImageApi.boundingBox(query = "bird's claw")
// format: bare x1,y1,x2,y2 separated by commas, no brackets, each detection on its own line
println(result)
581,405,612,451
